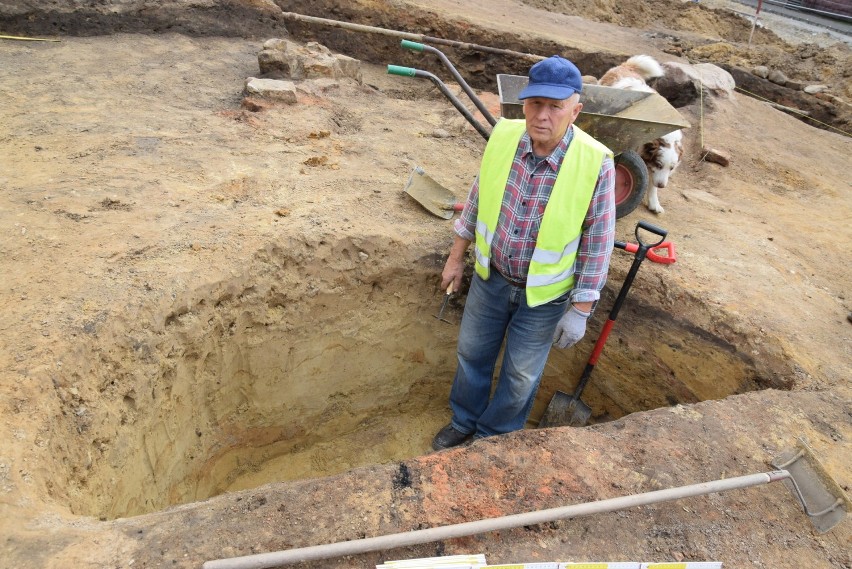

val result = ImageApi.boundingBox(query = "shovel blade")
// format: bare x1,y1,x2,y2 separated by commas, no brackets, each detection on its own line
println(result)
771,442,850,533
538,390,592,428
403,166,458,219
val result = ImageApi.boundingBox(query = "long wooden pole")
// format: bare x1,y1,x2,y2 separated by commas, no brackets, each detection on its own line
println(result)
204,471,793,569
748,0,764,47
0,34,60,42
279,11,544,62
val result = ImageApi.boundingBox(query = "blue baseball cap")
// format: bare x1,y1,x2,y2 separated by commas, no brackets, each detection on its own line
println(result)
518,55,583,100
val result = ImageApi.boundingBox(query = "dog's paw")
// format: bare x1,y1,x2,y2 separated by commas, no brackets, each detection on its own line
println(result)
644,187,664,214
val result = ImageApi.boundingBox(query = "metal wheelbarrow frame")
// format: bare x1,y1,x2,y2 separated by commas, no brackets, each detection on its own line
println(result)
388,42,690,218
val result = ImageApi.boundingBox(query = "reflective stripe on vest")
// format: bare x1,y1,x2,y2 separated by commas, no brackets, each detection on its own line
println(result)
474,119,612,307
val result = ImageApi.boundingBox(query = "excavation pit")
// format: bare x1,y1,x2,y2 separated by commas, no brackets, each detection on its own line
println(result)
2,2,850,565
49,239,784,521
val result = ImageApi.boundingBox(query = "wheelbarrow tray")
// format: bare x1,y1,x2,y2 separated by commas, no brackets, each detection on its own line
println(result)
497,74,690,153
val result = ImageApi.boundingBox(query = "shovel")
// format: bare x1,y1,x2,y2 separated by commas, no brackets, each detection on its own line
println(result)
538,220,668,428
403,166,464,219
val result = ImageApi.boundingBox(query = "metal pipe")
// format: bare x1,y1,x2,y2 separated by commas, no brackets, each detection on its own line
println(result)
203,470,789,569
279,11,545,62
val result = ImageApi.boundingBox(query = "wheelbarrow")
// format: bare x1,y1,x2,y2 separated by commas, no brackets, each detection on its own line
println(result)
388,42,690,218
498,74,690,218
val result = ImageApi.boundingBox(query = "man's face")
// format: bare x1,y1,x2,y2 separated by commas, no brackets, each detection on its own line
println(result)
523,94,583,153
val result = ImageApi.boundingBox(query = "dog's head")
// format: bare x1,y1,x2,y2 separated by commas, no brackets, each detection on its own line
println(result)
641,130,683,189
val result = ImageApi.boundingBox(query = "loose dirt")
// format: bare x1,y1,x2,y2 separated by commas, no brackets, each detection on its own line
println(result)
0,1,850,568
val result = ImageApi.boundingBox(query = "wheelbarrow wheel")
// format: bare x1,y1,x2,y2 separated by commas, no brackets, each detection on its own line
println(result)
613,150,648,219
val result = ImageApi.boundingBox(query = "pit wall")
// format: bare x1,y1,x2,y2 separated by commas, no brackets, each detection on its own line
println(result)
530,261,795,424
44,237,455,519
42,237,794,520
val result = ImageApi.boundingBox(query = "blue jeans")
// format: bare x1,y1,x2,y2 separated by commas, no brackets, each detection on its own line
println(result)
448,271,570,438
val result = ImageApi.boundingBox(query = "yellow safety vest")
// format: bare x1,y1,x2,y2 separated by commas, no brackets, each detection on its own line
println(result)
474,119,611,307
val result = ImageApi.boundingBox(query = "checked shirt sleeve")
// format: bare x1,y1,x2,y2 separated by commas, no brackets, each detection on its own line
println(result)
570,155,616,305
453,175,479,242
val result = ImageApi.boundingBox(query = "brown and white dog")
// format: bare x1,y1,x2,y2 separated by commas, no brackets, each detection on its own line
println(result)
599,55,683,214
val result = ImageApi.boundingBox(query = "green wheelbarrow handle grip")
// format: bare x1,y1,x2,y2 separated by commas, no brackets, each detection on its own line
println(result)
401,39,425,51
387,64,417,77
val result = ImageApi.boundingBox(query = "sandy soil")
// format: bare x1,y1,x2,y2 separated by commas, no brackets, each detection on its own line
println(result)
0,0,850,568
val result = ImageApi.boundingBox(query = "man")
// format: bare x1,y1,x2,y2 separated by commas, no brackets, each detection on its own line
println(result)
432,55,616,451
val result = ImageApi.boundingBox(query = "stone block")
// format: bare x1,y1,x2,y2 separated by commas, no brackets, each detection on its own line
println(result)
752,65,769,79
655,61,735,107
258,48,297,79
767,69,788,86
333,54,362,82
258,39,362,82
244,77,297,103
262,38,288,52
701,146,730,167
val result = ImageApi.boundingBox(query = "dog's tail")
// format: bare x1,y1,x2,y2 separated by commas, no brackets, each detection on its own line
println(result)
623,55,665,81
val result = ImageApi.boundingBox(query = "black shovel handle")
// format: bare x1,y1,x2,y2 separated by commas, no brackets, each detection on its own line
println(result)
570,220,668,400
611,221,667,318
634,220,668,249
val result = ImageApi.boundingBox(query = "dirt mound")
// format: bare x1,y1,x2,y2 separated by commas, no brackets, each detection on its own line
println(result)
4,0,849,130
522,0,852,130
523,0,788,46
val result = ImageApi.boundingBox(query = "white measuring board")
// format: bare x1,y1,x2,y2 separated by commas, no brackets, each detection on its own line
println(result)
485,564,560,569
378,554,487,568
641,564,722,569
559,564,640,569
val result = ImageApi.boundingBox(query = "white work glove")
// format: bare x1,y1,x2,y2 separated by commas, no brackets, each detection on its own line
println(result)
552,305,591,349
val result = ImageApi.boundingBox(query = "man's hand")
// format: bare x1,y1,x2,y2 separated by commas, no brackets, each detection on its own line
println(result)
442,236,471,292
553,305,590,348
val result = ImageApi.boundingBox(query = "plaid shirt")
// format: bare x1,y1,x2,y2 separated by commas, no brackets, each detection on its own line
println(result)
454,125,615,304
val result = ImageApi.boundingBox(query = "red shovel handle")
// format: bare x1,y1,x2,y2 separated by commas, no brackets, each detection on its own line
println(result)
647,241,676,264
589,319,615,365
619,241,677,264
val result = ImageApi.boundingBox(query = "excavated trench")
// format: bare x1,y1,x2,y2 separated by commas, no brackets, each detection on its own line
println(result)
10,0,843,131
48,238,793,521
6,0,819,527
